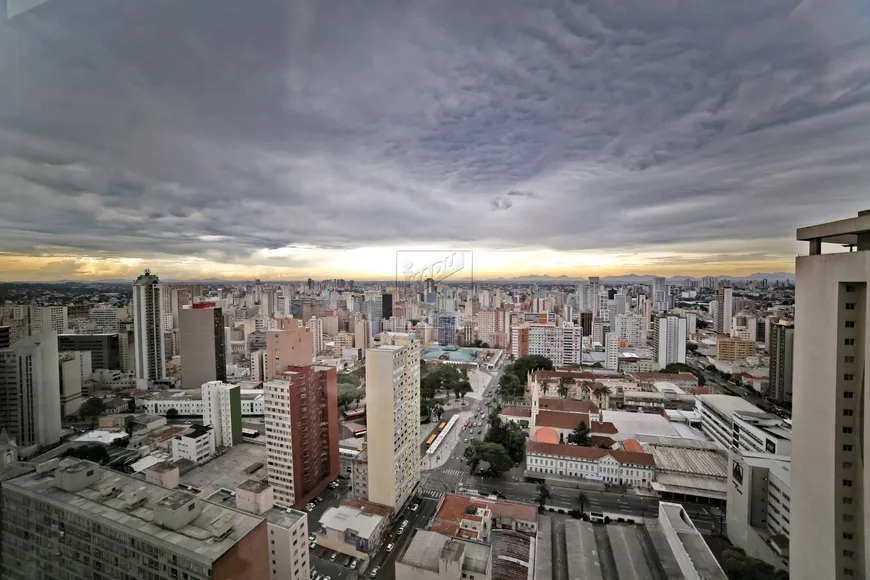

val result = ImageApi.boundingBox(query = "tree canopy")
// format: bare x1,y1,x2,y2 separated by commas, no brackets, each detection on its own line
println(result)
510,355,554,384
721,549,788,580
79,397,105,418
464,441,513,476
568,421,591,446
484,408,525,464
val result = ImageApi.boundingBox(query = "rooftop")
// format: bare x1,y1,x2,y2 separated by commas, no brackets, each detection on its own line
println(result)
650,445,728,478
537,397,599,414
320,504,383,539
697,394,764,416
237,478,271,494
797,209,870,248
601,410,681,438
5,459,264,565
180,442,267,497
658,502,728,579
490,531,533,580
526,441,656,467
399,530,490,575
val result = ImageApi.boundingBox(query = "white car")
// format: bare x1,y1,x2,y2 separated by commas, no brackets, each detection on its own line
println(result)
410,504,419,512
386,543,395,552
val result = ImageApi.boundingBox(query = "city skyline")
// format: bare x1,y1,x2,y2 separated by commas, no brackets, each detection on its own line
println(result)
2,0,869,281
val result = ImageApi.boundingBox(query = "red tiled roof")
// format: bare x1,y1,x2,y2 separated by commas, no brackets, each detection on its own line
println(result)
535,410,591,430
434,494,486,525
538,398,599,414
526,441,656,467
429,522,461,536
622,439,645,454
629,372,698,384
499,408,532,418
590,421,618,435
531,370,600,382
589,435,616,448
488,500,537,523
533,427,559,444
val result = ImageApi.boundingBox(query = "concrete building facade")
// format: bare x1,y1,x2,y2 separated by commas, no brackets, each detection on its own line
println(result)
265,365,339,508
180,304,227,389
768,321,795,403
366,335,421,510
264,325,314,380
653,315,687,370
57,333,120,371
791,210,870,580
202,381,243,448
133,269,167,381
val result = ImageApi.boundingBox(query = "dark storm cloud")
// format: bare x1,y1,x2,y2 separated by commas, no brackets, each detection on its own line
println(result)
1,0,870,265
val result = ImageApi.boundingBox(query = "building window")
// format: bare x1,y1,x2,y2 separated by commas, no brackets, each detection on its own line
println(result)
844,533,853,539
846,303,856,310
845,356,855,363
844,514,854,522
844,462,854,469
846,284,857,292
845,569,855,576
844,374,855,381
843,497,853,504
844,550,854,558
843,427,853,434
844,409,854,416
845,321,856,328
844,392,854,399
843,480,853,487
845,339,856,346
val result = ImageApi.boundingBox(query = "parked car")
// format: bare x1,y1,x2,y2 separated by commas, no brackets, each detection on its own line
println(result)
310,570,317,579
343,557,352,567
314,496,324,504
329,552,339,563
410,503,419,512
313,574,322,580
402,520,409,527
308,534,315,542
318,548,327,558
350,559,358,570
463,438,468,443
370,567,381,577
309,541,316,549
386,543,395,552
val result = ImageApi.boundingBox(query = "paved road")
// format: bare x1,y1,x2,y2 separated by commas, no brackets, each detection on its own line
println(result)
365,496,441,580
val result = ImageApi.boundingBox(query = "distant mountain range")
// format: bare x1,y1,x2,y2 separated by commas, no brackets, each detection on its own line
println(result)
30,272,796,285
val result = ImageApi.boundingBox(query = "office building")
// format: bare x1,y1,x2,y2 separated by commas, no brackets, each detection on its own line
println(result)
604,331,619,371
396,530,492,580
88,305,120,331
180,303,227,389
588,277,600,315
437,314,457,346
716,336,756,361
652,277,669,312
732,411,792,456
727,450,791,571
29,306,68,336
366,334,421,510
695,394,765,450
0,332,61,449
265,365,339,508
264,325,313,380
714,286,733,335
653,315,687,370
133,269,167,381
57,333,120,372
578,310,592,337
317,500,391,562
768,321,795,403
202,381,243,448
382,293,393,320
58,351,91,417
0,326,9,349
306,316,324,355
791,210,870,580
1,459,270,580
172,424,216,464
477,309,510,348
353,320,369,355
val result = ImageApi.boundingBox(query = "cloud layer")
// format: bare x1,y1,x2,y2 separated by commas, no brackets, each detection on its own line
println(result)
2,0,870,279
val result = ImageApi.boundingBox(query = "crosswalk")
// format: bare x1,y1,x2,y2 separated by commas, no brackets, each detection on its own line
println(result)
421,489,445,500
441,469,465,477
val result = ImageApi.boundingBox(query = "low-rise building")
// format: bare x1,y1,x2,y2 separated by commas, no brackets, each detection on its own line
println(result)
172,424,216,464
317,499,391,562
525,441,655,487
727,450,791,571
141,388,265,416
396,530,492,580
430,494,538,539
716,336,756,361
732,411,792,456
695,394,765,450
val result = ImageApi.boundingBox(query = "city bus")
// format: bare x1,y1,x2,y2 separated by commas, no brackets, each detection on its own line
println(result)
426,433,437,447
438,421,447,431
353,427,367,437
344,409,366,421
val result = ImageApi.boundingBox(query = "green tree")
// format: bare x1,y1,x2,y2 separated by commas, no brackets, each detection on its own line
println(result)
164,407,178,420
686,342,699,352
591,386,608,405
453,379,473,400
64,444,109,465
484,408,525,463
420,397,432,421
510,355,554,384
431,403,444,422
80,397,106,419
498,372,524,400
722,549,789,580
589,362,603,369
536,483,550,509
465,441,514,477
338,382,360,408
557,377,572,399
568,421,591,446
480,342,490,348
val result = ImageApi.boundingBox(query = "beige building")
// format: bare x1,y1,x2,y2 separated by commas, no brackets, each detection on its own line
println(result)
716,336,756,360
334,331,355,356
58,350,91,416
791,210,870,580
316,500,390,561
264,325,313,379
354,320,369,356
366,333,421,510
396,530,491,580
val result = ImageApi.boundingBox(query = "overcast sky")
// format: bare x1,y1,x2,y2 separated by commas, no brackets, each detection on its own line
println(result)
1,0,869,281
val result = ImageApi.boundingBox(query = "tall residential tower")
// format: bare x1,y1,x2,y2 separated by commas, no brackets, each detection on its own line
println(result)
133,269,166,381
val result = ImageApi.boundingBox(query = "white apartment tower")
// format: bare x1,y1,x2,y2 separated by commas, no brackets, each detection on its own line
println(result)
715,286,733,335
791,210,870,580
604,331,619,371
615,313,646,346
201,381,242,448
588,277,600,315
132,269,166,381
653,315,687,370
29,306,68,336
652,277,669,312
306,316,324,355
366,334,421,510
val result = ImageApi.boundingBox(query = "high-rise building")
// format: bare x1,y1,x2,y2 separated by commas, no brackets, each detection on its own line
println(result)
437,314,457,346
306,317,324,355
791,210,870,580
88,305,120,331
0,332,61,449
264,325,313,380
264,365,339,508
615,313,646,346
1,460,270,580
652,277,669,312
714,286,733,335
366,335,421,510
133,269,167,381
353,320,369,356
58,351,91,417
715,336,756,361
180,304,227,389
510,323,582,367
0,326,9,349
767,321,795,403
578,310,593,338
382,293,393,320
57,333,122,372
604,331,619,371
653,315,687,370
29,306,68,336
202,381,243,448
588,277,600,316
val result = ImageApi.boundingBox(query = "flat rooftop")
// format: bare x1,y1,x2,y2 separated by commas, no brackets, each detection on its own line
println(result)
601,410,681,438
399,530,490,575
696,394,763,416
180,443,267,497
320,505,383,539
5,459,264,565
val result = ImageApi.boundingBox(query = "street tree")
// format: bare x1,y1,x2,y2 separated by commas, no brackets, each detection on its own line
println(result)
576,492,588,515
536,483,551,509
498,373,523,400
431,403,444,422
164,407,178,420
557,377,572,399
510,355,554,384
568,421,591,446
